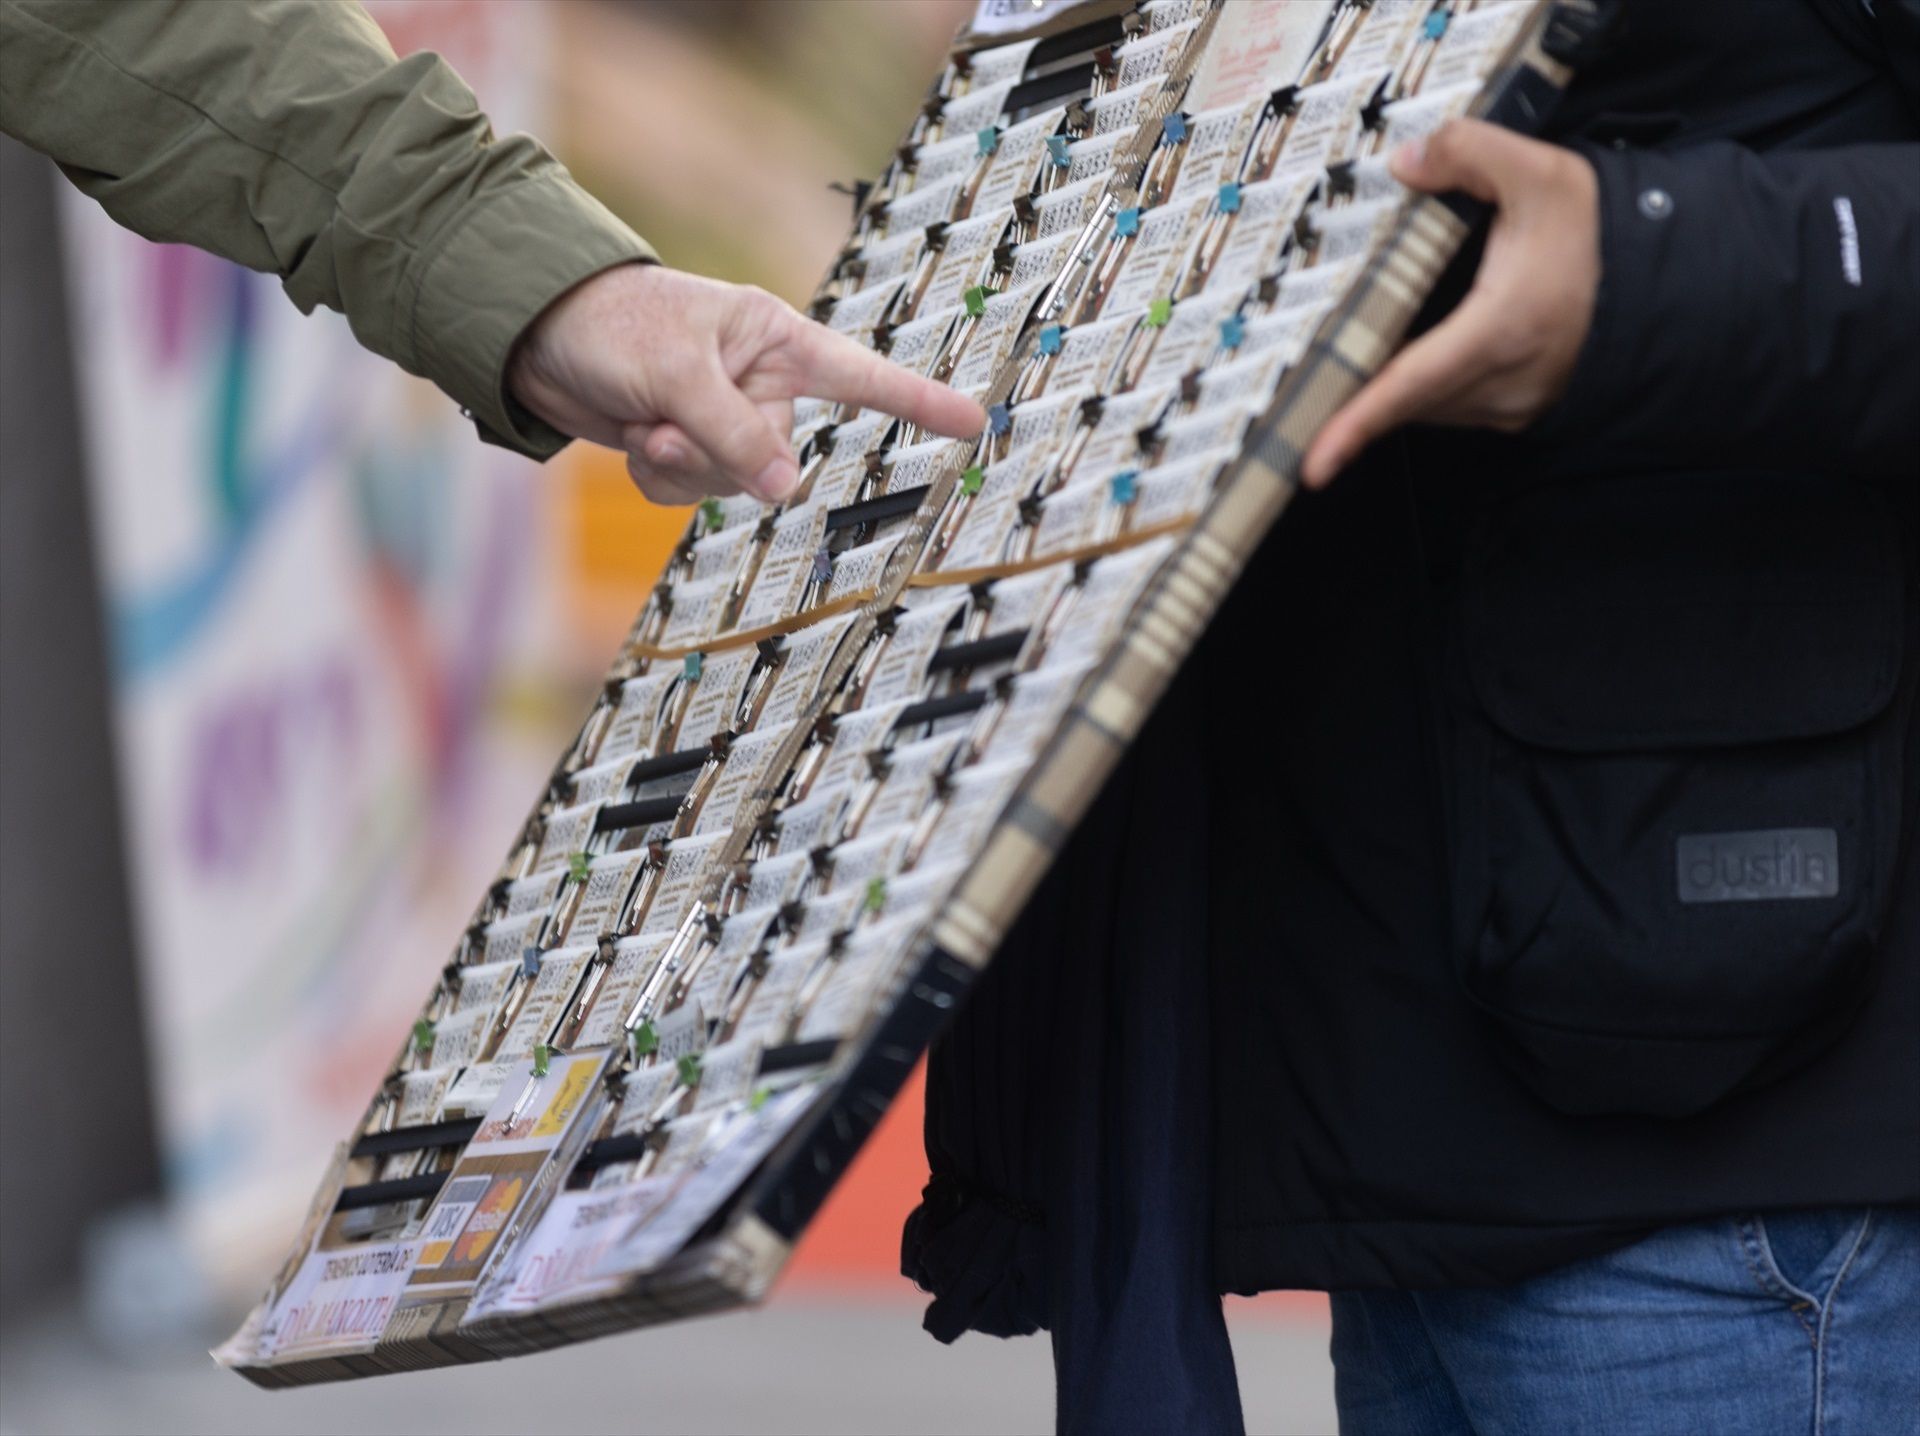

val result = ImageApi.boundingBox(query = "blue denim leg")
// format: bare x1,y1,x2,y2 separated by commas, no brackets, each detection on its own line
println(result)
1331,1209,1920,1436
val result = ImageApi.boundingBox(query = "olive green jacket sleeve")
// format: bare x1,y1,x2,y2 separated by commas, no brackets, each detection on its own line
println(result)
0,0,656,459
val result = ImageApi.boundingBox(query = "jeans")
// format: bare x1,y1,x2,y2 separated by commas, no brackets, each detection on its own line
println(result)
1331,1208,1920,1436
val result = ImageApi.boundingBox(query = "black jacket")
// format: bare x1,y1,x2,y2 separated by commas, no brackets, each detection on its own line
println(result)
910,0,1920,1311
1209,0,1920,1291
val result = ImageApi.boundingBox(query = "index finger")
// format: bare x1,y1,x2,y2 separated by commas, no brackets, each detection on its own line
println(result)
791,320,987,438
1300,303,1499,487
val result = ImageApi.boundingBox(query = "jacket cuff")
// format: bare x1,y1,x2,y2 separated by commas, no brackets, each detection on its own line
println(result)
1530,142,1687,448
406,172,656,460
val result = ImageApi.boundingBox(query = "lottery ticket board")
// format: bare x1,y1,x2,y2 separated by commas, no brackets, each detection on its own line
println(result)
223,0,1595,1385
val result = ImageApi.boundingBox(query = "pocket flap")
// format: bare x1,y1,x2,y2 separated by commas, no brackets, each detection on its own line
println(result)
1462,474,1903,752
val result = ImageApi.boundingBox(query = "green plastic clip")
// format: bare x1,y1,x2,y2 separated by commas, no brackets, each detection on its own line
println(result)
412,1018,435,1050
532,1043,553,1078
567,850,591,883
676,1053,703,1088
1145,297,1174,328
699,497,725,533
960,466,985,496
630,1021,659,1058
863,876,888,914
963,284,999,318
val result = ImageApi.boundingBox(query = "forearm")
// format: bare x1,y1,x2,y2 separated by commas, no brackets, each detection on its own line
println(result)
0,0,653,457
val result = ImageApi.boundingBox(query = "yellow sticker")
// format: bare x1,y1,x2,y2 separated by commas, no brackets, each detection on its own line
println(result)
531,1059,595,1138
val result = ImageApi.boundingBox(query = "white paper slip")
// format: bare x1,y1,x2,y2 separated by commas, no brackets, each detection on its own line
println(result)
1135,291,1244,386
1310,197,1401,264
1128,447,1237,530
938,78,1017,137
675,647,759,749
880,305,960,379
1340,0,1431,77
948,282,1047,391
477,910,549,967
1043,535,1181,668
1007,226,1081,295
732,505,828,633
453,959,518,1017
426,1006,496,1070
1072,383,1178,479
826,825,915,892
854,225,929,290
983,565,1073,640
442,1059,519,1118
939,485,1025,572
1043,313,1140,396
884,172,969,235
569,753,635,807
864,734,968,834
592,1087,814,1277
690,1037,763,1112
1272,68,1388,175
564,851,647,946
1167,99,1265,201
257,1240,422,1360
533,801,601,877
637,832,730,932
1187,0,1334,109
597,671,679,763
771,783,851,856
827,273,909,338
683,520,759,588
1205,170,1320,292
1378,80,1483,148
1194,349,1292,413
575,932,676,1051
693,722,798,838
1423,3,1531,92
1064,127,1129,186
1100,191,1214,316
910,130,987,190
962,34,1039,88
733,944,828,1045
461,1184,672,1321
1115,16,1202,89
1086,77,1164,137
757,611,859,729
920,212,1009,315
740,850,813,910
864,593,968,706
811,701,910,797
914,757,1030,868
1030,173,1106,240
500,870,566,920
971,104,1069,215
1030,481,1111,558
497,946,597,1059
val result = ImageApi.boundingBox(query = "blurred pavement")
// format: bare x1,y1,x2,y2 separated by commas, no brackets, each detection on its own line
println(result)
0,1293,1335,1436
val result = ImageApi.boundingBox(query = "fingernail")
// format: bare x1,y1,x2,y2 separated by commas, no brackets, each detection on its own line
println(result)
752,458,798,501
656,440,689,469
1392,138,1424,174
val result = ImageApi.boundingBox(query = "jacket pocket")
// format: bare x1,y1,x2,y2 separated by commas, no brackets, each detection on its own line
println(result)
1446,472,1910,1118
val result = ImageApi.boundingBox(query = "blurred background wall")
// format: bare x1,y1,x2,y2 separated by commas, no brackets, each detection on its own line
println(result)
0,3,1331,1431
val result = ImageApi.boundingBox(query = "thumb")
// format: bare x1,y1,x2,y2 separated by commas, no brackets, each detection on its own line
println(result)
1389,118,1534,205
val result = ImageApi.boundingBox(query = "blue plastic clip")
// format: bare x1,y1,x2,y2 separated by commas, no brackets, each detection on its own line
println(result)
1217,181,1242,214
1046,135,1072,168
1161,111,1189,144
811,546,834,584
1109,471,1139,504
520,947,542,980
1115,207,1142,238
977,126,999,156
1220,314,1247,350
1038,324,1066,356
1423,8,1450,39
987,403,1013,436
